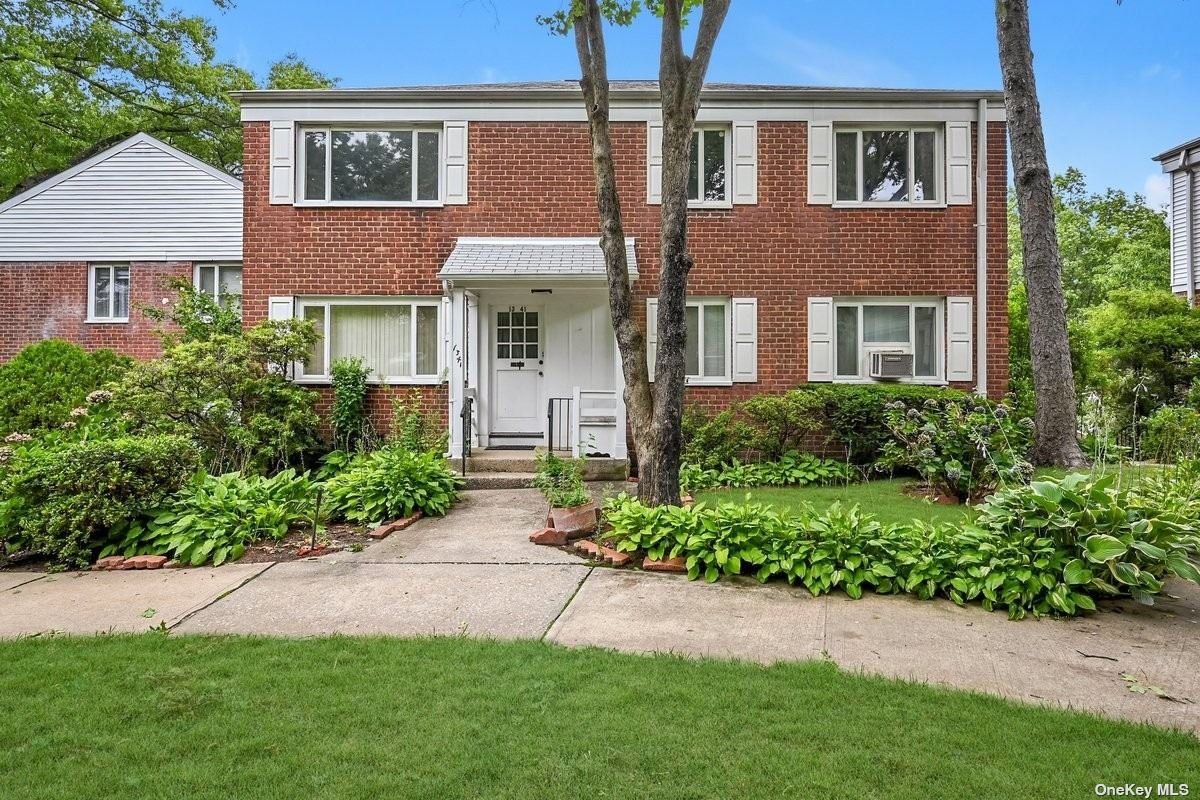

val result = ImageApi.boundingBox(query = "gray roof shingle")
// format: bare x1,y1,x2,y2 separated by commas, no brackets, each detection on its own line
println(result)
439,237,638,281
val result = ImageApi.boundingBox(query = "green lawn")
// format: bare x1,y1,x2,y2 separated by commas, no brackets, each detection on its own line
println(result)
696,478,972,526
3,636,1196,799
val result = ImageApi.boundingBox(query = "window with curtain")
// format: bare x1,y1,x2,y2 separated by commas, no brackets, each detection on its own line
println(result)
833,299,941,380
89,264,129,321
299,300,440,382
684,299,729,380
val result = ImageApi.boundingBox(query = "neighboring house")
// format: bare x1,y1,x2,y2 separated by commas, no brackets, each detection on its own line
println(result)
1155,136,1200,303
236,81,1008,460
0,133,243,359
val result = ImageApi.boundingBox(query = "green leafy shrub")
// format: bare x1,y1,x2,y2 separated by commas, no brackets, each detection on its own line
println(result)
325,445,461,523
142,278,242,342
0,340,130,435
878,396,1032,502
1141,406,1200,462
0,436,198,568
604,473,1200,618
681,405,752,470
532,450,591,508
331,357,374,452
390,389,447,454
114,318,321,474
739,391,825,460
679,451,851,493
104,469,318,567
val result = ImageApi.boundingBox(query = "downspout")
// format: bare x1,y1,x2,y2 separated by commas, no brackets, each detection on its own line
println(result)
1186,164,1196,307
975,98,989,396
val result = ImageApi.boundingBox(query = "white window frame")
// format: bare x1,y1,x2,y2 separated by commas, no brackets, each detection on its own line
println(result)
832,126,944,208
689,125,733,209
832,297,945,384
685,297,733,385
87,264,130,323
296,126,444,208
295,296,442,385
193,263,243,311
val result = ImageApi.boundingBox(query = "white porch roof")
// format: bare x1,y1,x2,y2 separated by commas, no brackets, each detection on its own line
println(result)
438,237,638,283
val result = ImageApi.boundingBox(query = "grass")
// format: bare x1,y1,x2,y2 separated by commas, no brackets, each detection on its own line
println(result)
2,635,1196,799
696,478,971,526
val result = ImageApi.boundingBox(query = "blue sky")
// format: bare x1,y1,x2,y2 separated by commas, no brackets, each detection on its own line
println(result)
181,0,1199,207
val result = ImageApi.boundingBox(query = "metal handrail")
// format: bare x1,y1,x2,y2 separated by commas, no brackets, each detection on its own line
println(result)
460,395,473,476
547,397,572,452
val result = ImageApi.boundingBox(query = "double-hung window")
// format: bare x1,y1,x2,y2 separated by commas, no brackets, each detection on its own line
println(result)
298,298,441,383
300,127,441,205
834,299,941,381
685,299,730,382
88,264,129,322
688,127,730,207
834,127,941,205
195,264,243,312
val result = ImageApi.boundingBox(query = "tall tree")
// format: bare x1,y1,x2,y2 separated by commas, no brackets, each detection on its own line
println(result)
0,0,335,196
996,0,1087,466
543,0,730,505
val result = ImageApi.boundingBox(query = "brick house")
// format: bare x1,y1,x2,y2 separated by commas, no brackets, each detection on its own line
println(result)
0,81,1009,464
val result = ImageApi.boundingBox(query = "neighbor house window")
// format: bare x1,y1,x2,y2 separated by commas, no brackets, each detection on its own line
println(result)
88,264,129,322
833,299,942,380
297,298,440,383
195,264,243,312
300,128,441,204
834,127,941,204
688,127,729,206
685,299,730,382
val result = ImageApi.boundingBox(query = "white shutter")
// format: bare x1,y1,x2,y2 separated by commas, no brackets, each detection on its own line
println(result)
807,122,834,205
731,297,758,382
732,122,758,205
443,121,469,205
807,296,834,381
646,122,663,205
947,297,974,382
267,296,294,321
945,121,972,205
1191,170,1200,295
646,297,658,381
269,121,294,205
1172,171,1190,292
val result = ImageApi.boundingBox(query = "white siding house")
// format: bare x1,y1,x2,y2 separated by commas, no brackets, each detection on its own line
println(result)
1155,136,1200,302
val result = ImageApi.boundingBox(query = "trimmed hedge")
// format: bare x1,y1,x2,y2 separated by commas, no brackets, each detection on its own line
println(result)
0,340,129,435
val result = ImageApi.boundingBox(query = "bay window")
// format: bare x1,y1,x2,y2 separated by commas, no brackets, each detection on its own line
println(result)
685,299,730,382
298,298,441,383
834,127,941,205
195,264,242,312
833,299,942,381
688,127,729,206
88,264,129,322
300,128,441,205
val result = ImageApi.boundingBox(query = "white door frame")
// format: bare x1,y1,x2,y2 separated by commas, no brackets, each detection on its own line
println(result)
486,300,545,446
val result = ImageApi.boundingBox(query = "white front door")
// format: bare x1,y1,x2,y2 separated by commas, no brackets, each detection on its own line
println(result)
490,304,543,444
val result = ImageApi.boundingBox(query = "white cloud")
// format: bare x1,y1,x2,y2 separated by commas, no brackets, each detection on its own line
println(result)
480,66,504,84
1140,63,1182,81
1143,172,1171,214
746,16,912,87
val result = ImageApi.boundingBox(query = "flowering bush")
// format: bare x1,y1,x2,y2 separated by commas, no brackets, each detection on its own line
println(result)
877,396,1033,503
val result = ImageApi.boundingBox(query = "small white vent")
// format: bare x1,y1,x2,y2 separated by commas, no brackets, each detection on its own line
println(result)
869,351,913,379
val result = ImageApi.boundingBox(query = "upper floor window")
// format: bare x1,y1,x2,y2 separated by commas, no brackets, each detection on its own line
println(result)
88,264,129,323
300,128,441,205
195,263,242,313
688,127,729,207
834,127,941,205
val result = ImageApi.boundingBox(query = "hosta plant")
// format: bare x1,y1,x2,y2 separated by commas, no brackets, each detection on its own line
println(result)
325,445,461,523
678,451,851,493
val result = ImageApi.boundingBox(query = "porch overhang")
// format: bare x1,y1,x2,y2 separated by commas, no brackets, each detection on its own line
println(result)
438,237,638,285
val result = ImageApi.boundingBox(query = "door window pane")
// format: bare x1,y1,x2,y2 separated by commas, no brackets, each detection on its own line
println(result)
702,129,726,202
303,305,326,376
914,306,937,377
913,131,937,202
93,268,111,319
703,304,726,376
112,267,129,319
684,305,700,376
416,305,439,375
416,131,439,201
835,132,857,202
862,130,908,202
304,131,327,200
331,131,412,202
836,306,859,376
863,305,910,343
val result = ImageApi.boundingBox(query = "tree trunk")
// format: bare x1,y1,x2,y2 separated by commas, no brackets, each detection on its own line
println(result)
996,0,1088,467
572,0,730,504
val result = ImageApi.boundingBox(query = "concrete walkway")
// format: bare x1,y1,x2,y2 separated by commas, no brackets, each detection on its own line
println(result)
2,487,1198,732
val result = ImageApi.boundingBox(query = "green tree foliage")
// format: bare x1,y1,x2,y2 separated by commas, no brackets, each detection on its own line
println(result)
0,0,336,196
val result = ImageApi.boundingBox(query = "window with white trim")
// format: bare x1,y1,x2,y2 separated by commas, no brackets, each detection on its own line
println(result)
834,127,942,205
297,298,441,383
88,264,129,322
688,127,730,206
300,127,441,205
195,264,242,313
685,298,730,382
833,299,942,381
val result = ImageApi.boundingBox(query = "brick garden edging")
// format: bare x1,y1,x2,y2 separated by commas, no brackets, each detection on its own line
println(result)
91,555,168,571
368,512,424,540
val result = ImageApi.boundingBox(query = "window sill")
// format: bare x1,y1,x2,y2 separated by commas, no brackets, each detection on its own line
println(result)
687,201,732,211
295,376,443,387
85,317,129,324
831,377,948,386
294,200,444,209
685,378,733,387
831,201,947,210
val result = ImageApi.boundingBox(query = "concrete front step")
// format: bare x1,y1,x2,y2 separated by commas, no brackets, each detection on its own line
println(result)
463,471,538,490
450,453,629,482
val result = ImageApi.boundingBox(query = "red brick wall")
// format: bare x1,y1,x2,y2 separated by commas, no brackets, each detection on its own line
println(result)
0,261,189,360
242,117,1009,419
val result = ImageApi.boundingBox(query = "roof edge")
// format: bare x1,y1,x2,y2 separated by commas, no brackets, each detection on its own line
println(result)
1154,135,1200,164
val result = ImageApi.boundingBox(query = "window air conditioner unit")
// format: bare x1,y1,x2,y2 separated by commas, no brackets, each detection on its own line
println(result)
869,351,913,379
